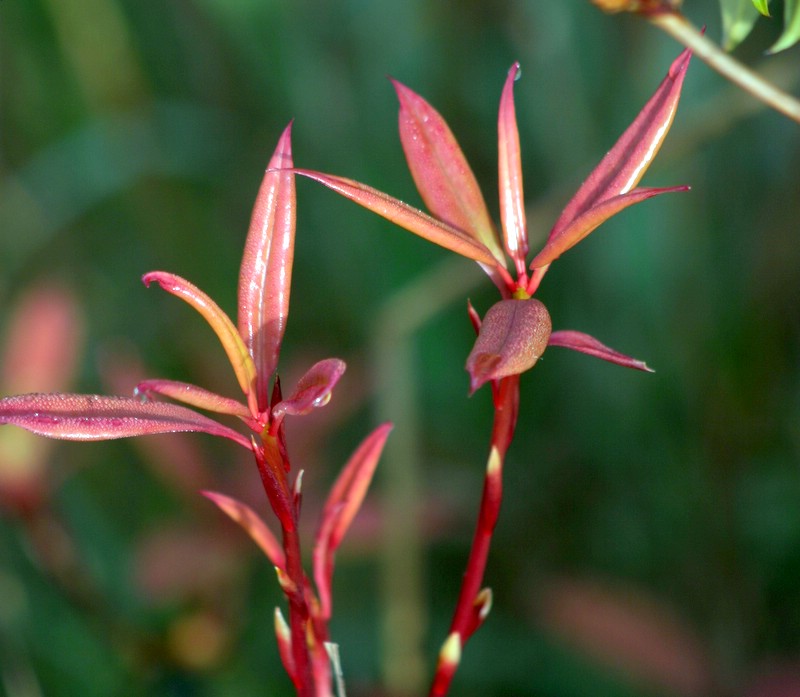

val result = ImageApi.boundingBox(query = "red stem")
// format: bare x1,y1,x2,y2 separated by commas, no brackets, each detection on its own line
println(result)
282,522,315,697
429,374,520,697
256,437,316,697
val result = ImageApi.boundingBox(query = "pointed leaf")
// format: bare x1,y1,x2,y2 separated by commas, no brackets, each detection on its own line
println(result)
143,272,257,409
548,330,653,372
313,423,392,618
238,124,296,410
529,185,688,269
546,48,692,246
294,170,498,266
753,0,771,15
465,299,552,394
0,393,252,448
201,490,285,569
768,0,800,53
135,379,254,422
270,358,346,420
721,0,763,49
392,79,505,264
498,62,529,270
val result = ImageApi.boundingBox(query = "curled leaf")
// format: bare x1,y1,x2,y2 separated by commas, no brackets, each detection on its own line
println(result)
202,490,285,569
548,330,653,372
465,299,552,394
0,393,252,448
498,62,529,270
270,358,346,420
143,272,258,410
238,124,296,410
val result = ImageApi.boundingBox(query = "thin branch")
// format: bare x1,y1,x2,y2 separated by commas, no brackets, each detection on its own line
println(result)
649,10,800,123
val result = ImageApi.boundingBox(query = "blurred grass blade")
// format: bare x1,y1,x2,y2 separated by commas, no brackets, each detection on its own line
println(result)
752,0,771,16
720,0,763,49
768,0,800,52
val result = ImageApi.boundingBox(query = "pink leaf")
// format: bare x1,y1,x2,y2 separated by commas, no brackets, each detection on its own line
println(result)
270,358,346,420
135,379,254,423
0,393,252,448
201,490,285,570
392,79,505,264
313,423,392,619
545,47,692,246
548,330,653,372
238,124,296,411
143,272,258,413
465,299,552,394
529,185,688,269
294,170,499,266
498,62,529,271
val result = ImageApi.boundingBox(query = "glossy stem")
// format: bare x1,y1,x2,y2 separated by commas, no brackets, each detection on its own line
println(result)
282,521,315,697
428,374,520,697
257,438,316,697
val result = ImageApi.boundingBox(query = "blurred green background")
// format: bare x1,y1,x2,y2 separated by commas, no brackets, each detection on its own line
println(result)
1,1,799,695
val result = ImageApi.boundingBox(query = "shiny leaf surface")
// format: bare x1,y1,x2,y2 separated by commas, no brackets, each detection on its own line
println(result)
0,393,252,448
238,124,296,410
294,170,498,266
545,48,691,249
548,330,653,372
271,358,346,419
143,272,257,408
393,79,505,264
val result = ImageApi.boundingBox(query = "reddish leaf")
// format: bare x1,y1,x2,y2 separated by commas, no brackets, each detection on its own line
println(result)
313,423,391,619
238,124,296,411
143,272,257,412
465,299,552,393
393,79,505,264
545,48,692,247
529,185,688,269
135,379,254,422
270,358,346,420
0,393,252,448
202,490,285,569
294,170,499,266
498,62,529,271
548,330,653,372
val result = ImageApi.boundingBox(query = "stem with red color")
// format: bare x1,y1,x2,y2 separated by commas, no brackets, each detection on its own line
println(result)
429,374,520,697
282,522,314,697
255,438,315,697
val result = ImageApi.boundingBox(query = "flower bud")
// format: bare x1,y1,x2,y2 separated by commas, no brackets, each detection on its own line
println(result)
465,298,552,393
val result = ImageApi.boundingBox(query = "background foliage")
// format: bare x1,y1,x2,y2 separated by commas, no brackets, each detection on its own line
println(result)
1,1,799,696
